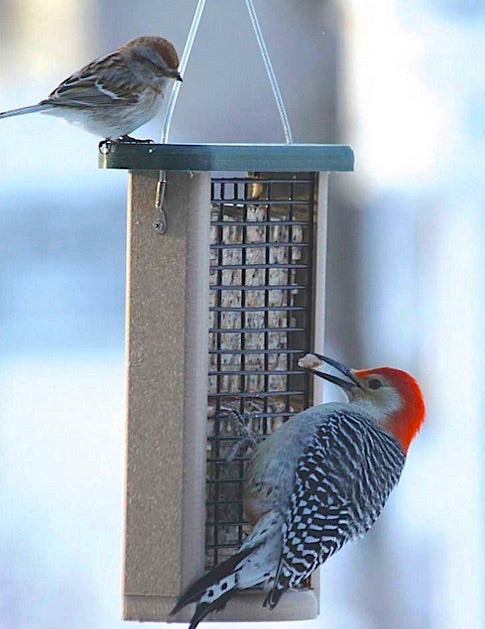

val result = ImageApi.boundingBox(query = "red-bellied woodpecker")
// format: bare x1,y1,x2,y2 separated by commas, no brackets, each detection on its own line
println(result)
170,354,425,628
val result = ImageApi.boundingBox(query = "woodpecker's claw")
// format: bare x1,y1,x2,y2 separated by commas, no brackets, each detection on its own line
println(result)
220,408,258,463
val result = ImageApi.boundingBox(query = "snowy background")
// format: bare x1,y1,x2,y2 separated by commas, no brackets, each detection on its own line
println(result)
1,1,484,628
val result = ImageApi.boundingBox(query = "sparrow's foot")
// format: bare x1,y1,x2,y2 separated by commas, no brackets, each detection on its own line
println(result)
117,135,155,144
98,136,155,153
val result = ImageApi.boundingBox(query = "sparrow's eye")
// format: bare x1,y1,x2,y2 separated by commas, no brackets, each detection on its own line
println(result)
368,378,382,390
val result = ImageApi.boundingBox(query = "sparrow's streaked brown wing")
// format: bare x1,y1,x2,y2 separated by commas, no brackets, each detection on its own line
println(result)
41,52,139,108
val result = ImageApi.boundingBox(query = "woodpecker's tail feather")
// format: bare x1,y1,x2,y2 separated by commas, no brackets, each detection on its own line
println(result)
185,591,236,629
0,103,54,119
170,545,254,618
170,511,283,628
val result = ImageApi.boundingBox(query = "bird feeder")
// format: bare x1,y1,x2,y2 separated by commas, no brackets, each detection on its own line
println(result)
99,142,354,623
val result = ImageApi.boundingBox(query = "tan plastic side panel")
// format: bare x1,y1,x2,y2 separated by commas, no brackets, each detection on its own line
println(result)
123,171,210,621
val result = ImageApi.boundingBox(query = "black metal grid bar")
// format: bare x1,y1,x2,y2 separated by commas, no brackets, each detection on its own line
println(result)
206,173,317,570
238,181,248,550
210,242,311,249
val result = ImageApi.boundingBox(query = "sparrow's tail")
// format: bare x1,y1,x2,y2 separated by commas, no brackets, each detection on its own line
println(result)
170,511,282,629
0,103,54,119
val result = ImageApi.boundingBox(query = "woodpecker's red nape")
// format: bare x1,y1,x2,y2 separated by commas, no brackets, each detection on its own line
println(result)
355,367,425,453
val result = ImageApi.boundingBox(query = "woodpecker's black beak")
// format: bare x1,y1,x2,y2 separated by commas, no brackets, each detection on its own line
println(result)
303,353,363,392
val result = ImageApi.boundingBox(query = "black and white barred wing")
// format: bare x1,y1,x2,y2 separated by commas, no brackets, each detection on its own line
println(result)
265,411,405,608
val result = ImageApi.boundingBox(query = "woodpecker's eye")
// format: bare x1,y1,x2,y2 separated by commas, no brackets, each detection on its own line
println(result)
368,378,382,390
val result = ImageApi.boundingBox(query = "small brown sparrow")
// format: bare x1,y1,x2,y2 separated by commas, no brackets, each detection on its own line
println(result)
0,36,182,143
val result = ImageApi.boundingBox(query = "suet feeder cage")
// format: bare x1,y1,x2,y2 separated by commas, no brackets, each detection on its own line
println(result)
100,142,354,623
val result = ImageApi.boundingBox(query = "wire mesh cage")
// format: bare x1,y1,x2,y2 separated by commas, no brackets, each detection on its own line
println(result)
206,173,316,569
99,143,354,623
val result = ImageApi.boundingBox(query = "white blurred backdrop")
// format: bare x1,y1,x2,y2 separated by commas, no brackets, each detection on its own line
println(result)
0,2,483,628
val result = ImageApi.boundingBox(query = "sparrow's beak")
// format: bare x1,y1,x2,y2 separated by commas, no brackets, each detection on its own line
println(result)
303,353,363,392
174,71,183,82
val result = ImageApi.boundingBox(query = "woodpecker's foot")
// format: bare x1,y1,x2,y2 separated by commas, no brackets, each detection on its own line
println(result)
226,434,258,463
223,409,258,463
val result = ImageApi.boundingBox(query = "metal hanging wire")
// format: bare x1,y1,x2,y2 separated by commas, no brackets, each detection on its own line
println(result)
161,0,292,144
155,0,294,233
244,0,293,144
160,0,207,144
154,0,208,234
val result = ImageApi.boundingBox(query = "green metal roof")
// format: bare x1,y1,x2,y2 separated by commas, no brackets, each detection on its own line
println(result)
99,143,354,172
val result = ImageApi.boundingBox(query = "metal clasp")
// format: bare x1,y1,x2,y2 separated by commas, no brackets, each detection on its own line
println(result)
154,171,168,234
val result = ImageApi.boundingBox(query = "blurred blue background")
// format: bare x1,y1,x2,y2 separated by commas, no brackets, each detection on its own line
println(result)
1,1,484,628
